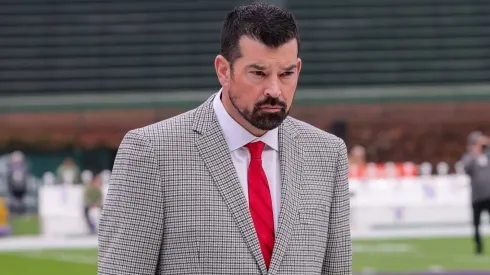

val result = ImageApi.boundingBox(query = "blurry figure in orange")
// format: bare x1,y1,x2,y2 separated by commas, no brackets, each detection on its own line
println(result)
349,145,366,178
349,145,366,166
0,197,9,236
348,145,417,179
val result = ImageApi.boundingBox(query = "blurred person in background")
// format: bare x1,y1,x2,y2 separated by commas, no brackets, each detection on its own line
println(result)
98,3,350,275
461,131,490,255
0,196,9,236
56,157,81,185
84,172,103,235
6,151,29,217
348,145,367,178
349,145,366,167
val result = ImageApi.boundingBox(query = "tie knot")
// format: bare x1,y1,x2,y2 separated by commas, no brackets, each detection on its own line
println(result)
245,141,265,159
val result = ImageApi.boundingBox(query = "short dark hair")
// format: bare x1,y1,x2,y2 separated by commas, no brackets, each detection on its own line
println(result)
220,2,300,66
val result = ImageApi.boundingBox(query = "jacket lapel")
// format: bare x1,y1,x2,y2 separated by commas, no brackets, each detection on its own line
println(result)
193,95,268,275
268,118,304,275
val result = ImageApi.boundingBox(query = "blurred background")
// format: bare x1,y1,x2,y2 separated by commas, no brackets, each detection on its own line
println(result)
1,0,490,274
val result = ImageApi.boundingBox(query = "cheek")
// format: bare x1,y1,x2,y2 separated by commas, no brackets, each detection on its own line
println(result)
230,81,259,105
242,75,264,90
282,85,297,104
232,78,262,98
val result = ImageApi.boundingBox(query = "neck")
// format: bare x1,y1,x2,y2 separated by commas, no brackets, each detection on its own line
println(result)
221,90,266,137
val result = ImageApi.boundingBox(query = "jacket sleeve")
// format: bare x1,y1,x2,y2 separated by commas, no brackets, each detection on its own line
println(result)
98,130,165,275
461,153,476,176
322,138,352,275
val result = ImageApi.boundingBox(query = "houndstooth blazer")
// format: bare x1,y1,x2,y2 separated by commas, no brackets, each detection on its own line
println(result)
97,93,351,275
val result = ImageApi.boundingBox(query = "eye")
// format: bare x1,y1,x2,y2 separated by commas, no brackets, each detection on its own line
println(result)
251,71,266,76
282,71,294,77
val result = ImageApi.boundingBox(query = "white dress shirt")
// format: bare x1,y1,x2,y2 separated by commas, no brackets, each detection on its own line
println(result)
213,90,281,232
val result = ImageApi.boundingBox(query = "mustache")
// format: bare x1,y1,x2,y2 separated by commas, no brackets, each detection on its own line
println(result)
255,97,287,109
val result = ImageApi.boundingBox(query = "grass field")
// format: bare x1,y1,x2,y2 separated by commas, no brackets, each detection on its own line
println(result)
353,237,490,273
1,236,489,274
8,216,40,236
1,249,97,275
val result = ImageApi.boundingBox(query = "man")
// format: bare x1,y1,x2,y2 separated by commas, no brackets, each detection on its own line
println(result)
6,151,29,216
83,172,103,234
461,131,490,255
98,3,351,275
56,157,81,185
348,145,366,178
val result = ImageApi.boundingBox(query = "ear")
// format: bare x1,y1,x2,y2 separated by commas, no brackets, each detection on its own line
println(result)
215,55,231,87
296,57,302,75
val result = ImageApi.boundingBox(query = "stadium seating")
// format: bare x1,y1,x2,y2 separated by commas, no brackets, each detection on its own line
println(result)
288,0,490,86
0,0,248,95
2,0,490,96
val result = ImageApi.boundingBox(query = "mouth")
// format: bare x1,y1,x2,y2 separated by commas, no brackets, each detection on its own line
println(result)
259,105,283,111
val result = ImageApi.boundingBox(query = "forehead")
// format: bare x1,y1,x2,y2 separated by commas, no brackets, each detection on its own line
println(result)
236,36,298,66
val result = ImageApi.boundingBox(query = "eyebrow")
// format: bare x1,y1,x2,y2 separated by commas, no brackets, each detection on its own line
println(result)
246,64,297,71
246,64,266,70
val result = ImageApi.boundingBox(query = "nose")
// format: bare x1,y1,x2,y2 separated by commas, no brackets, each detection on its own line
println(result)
264,77,281,98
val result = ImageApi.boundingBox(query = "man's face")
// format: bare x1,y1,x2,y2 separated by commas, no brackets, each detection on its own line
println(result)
217,36,301,131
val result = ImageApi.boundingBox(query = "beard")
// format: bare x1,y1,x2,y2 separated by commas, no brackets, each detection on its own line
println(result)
230,92,289,131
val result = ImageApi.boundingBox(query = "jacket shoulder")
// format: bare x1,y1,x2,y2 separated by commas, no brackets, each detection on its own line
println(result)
124,108,197,144
287,117,345,149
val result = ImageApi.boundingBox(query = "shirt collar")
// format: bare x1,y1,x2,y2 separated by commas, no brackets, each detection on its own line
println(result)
212,89,279,152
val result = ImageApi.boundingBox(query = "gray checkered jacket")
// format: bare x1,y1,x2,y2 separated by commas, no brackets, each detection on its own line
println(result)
97,94,351,275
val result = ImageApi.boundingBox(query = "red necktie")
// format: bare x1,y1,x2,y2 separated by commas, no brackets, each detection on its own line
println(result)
245,141,275,269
